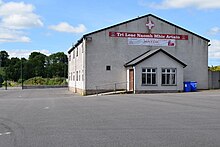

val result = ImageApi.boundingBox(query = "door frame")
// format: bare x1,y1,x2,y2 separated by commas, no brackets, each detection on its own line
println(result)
129,68,134,91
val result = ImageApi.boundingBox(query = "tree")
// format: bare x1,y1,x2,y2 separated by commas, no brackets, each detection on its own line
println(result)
47,52,68,78
0,51,9,67
6,57,21,81
28,52,47,78
209,66,220,71
0,51,68,84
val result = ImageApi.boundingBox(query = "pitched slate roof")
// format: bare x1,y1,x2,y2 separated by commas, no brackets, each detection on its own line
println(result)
124,48,187,68
68,14,210,54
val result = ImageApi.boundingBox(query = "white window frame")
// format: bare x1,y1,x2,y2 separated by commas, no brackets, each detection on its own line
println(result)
142,68,157,85
161,68,177,86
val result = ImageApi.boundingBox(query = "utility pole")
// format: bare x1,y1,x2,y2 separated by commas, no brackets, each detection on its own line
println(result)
0,54,1,67
5,67,7,90
21,58,23,90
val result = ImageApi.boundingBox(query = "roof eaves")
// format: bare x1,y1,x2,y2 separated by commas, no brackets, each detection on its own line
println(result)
128,49,161,67
160,50,187,68
125,48,187,68
124,50,151,67
68,36,85,54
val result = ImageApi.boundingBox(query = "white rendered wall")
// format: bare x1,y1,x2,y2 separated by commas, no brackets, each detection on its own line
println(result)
68,40,86,93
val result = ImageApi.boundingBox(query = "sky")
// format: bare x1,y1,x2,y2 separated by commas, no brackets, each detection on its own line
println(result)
0,0,220,66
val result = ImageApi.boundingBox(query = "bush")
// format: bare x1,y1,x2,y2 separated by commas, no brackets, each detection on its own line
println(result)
24,77,46,85
0,75,3,84
23,77,67,86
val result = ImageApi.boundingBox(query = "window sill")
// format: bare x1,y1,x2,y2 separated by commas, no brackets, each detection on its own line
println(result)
142,84,158,86
161,84,177,86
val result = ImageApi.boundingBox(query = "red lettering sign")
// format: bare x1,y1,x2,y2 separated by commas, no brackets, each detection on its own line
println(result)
109,32,188,40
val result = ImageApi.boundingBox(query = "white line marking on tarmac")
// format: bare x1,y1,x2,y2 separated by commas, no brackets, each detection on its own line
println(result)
4,132,11,135
44,107,49,109
0,132,11,136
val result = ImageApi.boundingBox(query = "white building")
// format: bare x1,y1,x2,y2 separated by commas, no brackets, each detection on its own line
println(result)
68,14,210,95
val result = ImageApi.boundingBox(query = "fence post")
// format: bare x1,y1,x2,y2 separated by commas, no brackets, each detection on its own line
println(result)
114,83,116,93
96,86,98,96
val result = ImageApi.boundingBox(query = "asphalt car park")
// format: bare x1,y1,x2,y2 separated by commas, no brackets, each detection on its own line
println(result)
0,88,220,147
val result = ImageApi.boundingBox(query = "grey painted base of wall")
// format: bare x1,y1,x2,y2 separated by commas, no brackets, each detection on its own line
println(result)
69,88,127,96
69,87,86,95
135,90,183,94
69,87,185,96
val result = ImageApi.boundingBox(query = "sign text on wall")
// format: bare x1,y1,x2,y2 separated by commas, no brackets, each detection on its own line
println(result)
128,38,176,47
109,32,188,40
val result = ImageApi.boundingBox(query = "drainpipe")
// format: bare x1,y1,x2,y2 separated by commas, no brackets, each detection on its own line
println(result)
133,66,136,94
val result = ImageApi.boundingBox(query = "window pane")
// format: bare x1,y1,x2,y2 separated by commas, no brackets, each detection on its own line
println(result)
171,74,176,84
167,69,170,73
162,74,165,84
152,69,156,72
162,69,165,73
152,74,156,84
147,69,151,72
172,69,176,73
142,73,146,84
142,69,146,73
147,74,151,84
106,66,111,71
166,74,170,84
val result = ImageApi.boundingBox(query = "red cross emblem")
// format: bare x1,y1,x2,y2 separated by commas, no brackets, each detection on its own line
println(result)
146,20,155,30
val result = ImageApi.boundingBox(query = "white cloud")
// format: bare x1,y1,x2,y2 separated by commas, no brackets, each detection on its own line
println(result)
49,22,86,33
0,28,30,42
209,40,220,58
141,0,220,9
208,27,220,36
0,1,43,29
2,14,43,29
7,49,50,59
0,1,43,43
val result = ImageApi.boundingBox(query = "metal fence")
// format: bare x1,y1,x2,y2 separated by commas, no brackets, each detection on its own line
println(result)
95,82,128,95
209,70,220,89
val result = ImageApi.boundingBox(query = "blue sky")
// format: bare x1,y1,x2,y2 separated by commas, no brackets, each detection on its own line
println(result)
0,0,220,66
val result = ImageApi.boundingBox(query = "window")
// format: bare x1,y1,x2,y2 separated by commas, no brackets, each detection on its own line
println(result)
69,54,71,61
142,68,157,85
106,65,111,71
161,68,176,85
76,71,78,81
79,71,81,81
76,48,78,57
73,51,75,59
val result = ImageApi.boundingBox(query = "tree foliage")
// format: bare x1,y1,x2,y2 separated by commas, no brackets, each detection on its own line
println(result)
0,51,9,67
209,66,220,71
0,50,68,82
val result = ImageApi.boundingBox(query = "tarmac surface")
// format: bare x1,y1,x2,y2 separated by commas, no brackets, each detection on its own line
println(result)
0,88,220,147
